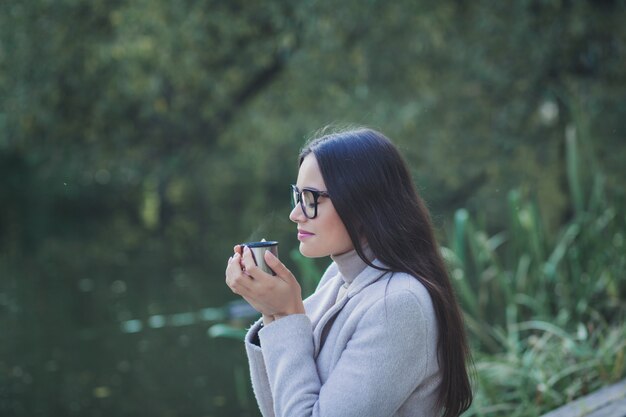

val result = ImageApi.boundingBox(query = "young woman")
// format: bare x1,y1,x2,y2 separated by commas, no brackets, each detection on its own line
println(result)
225,128,473,417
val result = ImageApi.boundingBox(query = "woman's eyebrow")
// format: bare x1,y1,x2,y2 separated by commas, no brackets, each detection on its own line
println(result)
301,186,324,192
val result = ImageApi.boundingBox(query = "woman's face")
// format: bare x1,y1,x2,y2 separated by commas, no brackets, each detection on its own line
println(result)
289,154,354,258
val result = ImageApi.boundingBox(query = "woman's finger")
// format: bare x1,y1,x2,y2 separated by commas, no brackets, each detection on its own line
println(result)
226,252,243,273
241,246,266,279
227,273,252,295
225,253,253,295
264,250,295,282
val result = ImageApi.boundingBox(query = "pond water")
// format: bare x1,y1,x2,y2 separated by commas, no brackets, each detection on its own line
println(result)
1,263,262,417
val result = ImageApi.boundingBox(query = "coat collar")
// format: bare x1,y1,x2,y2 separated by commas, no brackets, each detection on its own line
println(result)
306,259,391,357
345,258,390,298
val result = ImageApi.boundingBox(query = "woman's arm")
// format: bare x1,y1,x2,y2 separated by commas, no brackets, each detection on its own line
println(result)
242,261,340,417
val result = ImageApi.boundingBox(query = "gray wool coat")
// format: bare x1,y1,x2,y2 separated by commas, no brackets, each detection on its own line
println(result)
244,259,442,417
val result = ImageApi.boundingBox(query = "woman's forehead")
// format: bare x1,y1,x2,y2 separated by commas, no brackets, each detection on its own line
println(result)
296,154,326,189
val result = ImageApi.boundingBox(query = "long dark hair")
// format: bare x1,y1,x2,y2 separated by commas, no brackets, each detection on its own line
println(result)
300,127,473,417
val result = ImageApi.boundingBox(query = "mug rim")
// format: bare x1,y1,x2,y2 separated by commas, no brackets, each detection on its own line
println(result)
240,241,279,248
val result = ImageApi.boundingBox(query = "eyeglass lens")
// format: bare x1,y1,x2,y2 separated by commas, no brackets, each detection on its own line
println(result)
292,188,317,218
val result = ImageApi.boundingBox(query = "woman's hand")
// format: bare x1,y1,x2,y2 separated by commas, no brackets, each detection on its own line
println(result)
225,245,305,324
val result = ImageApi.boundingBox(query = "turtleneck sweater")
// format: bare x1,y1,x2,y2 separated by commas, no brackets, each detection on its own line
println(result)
330,245,375,303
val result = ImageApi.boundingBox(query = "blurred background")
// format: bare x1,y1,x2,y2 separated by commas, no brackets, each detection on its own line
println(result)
1,1,625,416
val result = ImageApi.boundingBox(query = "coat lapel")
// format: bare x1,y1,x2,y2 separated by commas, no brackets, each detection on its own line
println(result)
308,260,390,357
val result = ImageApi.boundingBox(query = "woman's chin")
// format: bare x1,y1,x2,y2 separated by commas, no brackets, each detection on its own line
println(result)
299,243,326,258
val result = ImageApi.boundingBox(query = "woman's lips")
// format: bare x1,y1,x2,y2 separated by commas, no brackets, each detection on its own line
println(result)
297,230,314,240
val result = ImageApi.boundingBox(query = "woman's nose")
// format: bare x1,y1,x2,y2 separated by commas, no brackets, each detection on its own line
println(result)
289,204,306,223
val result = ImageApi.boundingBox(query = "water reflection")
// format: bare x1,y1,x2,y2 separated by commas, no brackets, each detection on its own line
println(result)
120,300,257,334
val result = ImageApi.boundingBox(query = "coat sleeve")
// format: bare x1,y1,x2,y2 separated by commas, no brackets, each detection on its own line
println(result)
257,290,432,417
243,261,339,417
244,319,275,417
244,262,338,417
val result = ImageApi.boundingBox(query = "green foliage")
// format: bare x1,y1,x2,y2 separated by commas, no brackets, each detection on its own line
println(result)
467,320,626,417
447,127,626,416
290,248,324,297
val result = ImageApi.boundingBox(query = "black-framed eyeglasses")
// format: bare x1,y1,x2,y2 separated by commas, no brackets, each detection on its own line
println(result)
291,185,330,219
